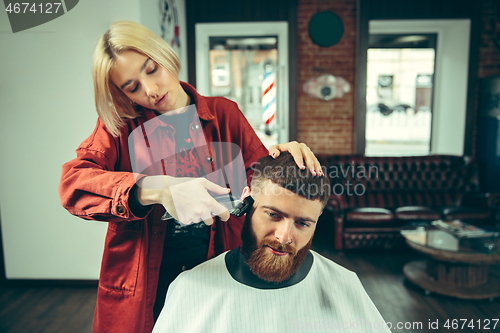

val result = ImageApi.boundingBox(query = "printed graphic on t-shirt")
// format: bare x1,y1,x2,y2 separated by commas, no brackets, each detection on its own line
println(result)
176,145,204,177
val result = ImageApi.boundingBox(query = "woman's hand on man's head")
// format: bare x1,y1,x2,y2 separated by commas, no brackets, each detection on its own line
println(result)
268,141,323,176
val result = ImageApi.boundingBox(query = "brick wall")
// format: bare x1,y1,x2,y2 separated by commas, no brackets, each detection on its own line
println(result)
478,0,500,79
472,0,500,156
297,0,356,154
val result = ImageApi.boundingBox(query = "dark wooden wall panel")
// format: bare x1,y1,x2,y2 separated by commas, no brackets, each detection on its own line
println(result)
365,0,476,20
188,0,291,22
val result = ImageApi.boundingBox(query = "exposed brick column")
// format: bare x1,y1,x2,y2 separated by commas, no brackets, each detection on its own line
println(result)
297,0,357,154
472,0,500,157
478,0,500,79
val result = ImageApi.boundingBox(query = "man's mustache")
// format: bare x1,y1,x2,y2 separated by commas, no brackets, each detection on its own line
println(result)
260,239,297,256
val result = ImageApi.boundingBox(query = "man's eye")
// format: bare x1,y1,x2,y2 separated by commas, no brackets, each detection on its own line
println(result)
297,221,310,228
267,212,279,218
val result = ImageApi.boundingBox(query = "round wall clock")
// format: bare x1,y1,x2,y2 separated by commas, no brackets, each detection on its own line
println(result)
308,11,344,47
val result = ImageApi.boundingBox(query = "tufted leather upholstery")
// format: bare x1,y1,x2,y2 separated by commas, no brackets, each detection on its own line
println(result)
346,208,394,222
394,206,441,220
317,155,500,250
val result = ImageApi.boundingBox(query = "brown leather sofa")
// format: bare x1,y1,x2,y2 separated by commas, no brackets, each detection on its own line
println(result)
316,155,500,250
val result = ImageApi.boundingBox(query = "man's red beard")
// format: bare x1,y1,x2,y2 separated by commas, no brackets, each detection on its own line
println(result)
240,211,312,283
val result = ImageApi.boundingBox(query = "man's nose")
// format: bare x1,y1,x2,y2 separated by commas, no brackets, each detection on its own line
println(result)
274,219,294,244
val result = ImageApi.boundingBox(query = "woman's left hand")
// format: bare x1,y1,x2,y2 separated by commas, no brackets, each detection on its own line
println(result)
269,141,323,176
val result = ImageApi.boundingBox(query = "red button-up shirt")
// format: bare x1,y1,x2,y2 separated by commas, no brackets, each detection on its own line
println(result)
59,82,268,333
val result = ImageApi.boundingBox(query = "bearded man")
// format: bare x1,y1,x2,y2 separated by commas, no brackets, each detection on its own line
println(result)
152,153,391,333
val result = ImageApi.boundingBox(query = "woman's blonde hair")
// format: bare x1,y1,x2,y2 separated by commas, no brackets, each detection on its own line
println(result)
92,21,181,137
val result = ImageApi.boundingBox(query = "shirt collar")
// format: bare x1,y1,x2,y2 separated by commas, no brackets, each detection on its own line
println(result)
181,81,215,121
224,246,313,289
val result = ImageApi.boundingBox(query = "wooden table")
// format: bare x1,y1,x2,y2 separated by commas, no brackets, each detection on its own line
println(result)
402,224,500,300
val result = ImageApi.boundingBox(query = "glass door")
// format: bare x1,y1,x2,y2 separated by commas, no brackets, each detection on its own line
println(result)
196,22,289,148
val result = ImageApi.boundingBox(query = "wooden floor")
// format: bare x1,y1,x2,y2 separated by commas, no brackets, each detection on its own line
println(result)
0,285,96,333
1,233,499,333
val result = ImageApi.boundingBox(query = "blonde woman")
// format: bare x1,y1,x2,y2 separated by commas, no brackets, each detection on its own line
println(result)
59,21,322,333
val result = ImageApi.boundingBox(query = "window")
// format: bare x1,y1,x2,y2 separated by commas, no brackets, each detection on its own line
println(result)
365,34,436,156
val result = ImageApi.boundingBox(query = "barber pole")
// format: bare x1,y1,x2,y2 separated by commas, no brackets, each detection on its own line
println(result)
261,59,276,135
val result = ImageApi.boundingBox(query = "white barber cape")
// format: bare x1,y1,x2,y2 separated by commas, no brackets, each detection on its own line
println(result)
153,250,391,333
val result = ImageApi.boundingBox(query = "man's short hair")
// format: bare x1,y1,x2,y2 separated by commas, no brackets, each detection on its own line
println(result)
250,152,330,208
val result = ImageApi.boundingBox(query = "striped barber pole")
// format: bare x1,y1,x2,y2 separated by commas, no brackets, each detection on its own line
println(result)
261,59,276,135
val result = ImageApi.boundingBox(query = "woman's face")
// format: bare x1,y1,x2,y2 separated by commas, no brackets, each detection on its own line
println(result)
109,50,186,113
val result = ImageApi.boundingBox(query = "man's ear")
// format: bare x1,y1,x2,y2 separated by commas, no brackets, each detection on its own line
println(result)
241,186,251,200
